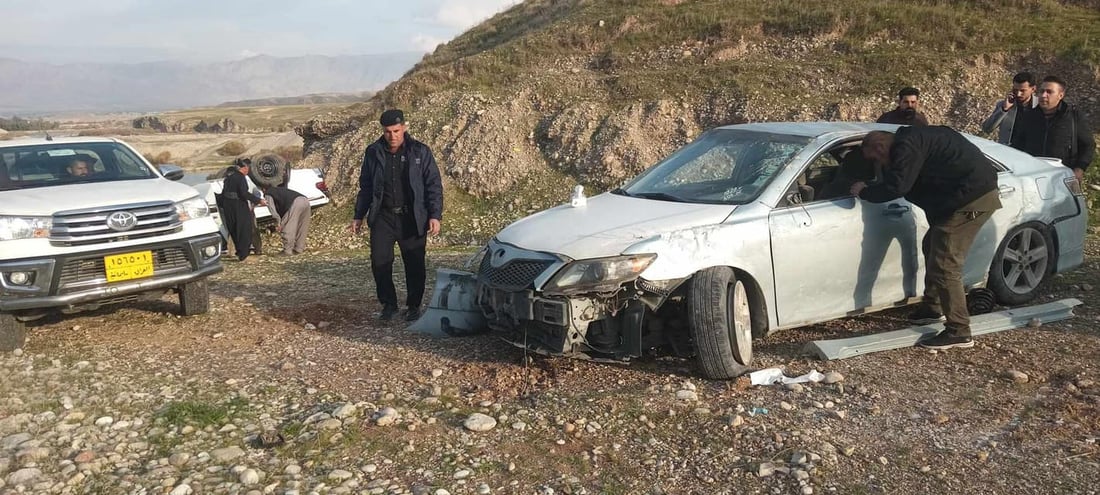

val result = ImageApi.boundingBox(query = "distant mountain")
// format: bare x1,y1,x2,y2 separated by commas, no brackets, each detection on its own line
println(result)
0,53,422,114
216,92,374,108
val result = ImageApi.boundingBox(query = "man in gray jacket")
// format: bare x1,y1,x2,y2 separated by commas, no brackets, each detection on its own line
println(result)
980,72,1038,144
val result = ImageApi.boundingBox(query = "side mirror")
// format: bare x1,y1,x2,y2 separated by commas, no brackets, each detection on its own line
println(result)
159,164,185,181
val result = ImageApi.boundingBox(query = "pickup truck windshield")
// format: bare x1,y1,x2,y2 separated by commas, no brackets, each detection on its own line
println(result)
0,142,156,192
618,129,812,205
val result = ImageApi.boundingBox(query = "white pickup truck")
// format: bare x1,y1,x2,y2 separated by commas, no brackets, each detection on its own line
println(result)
191,167,330,227
0,137,224,350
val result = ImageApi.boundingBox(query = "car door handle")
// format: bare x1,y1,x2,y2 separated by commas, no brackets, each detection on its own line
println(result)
999,185,1016,195
883,204,910,216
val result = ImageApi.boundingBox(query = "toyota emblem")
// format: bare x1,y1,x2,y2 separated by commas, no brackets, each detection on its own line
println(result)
106,211,138,232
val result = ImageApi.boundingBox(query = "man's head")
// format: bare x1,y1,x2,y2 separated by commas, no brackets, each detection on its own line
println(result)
1011,71,1036,104
861,131,895,167
380,109,407,151
897,87,920,111
1038,75,1067,113
67,158,92,177
234,157,251,176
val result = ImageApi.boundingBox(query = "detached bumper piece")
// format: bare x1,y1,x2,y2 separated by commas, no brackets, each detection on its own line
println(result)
804,298,1083,360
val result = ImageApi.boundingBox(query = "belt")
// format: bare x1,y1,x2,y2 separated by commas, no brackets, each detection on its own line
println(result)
223,192,240,200
383,206,407,214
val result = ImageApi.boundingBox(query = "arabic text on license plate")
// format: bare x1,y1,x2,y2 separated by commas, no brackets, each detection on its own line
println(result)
104,251,155,282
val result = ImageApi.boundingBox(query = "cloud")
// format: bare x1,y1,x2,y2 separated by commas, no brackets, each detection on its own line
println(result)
434,0,517,30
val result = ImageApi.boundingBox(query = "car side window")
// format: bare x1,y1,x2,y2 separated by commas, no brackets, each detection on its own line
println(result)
113,148,152,177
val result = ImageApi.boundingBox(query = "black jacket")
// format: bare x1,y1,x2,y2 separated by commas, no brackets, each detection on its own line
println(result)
354,133,443,236
876,108,929,126
1010,101,1095,171
861,126,998,222
263,185,304,218
221,169,262,204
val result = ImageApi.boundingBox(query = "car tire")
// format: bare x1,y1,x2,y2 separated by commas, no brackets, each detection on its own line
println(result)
987,222,1054,306
0,312,27,352
688,266,752,379
179,278,210,316
249,153,289,188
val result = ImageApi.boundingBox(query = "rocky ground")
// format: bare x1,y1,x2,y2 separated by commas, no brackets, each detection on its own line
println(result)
3,235,1100,495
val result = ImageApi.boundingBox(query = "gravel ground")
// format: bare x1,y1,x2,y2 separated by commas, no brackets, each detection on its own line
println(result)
2,237,1099,495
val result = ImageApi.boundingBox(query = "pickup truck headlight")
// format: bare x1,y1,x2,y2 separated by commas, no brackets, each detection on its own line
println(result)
543,254,657,293
174,196,210,222
0,216,52,241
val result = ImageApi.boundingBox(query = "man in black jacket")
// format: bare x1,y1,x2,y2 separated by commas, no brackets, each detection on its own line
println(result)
350,109,444,322
851,127,1002,350
1010,75,1095,181
261,184,310,256
876,87,930,126
221,159,265,262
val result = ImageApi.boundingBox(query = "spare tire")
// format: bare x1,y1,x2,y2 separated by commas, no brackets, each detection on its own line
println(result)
249,153,289,188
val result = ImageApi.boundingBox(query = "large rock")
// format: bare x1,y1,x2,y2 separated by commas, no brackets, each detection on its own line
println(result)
463,413,498,432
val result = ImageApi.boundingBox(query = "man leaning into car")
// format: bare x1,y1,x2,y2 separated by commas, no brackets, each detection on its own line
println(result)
350,109,444,322
851,127,1002,350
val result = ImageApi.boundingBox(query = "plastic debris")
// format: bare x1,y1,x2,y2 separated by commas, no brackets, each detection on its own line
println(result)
748,407,769,416
749,368,827,386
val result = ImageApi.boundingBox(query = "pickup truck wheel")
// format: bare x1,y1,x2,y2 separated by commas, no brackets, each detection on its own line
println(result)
179,279,210,316
689,266,752,379
249,153,289,188
0,313,27,351
988,222,1053,306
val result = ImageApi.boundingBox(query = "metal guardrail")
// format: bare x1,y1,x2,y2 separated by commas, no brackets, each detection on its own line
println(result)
803,298,1084,361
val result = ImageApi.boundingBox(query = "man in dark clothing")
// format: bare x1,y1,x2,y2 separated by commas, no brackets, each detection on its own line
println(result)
221,158,264,262
981,71,1039,145
877,87,930,126
350,109,444,322
1010,75,1095,181
262,184,311,256
851,127,1002,350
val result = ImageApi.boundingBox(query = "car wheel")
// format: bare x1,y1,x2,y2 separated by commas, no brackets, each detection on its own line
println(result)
987,222,1053,306
688,266,752,379
0,312,27,351
249,153,288,188
179,278,210,316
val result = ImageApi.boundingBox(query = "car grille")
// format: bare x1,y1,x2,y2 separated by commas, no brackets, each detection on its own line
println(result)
51,201,182,246
478,255,554,291
56,247,192,293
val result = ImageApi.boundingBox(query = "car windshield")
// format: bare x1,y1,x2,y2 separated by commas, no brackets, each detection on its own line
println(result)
0,141,156,192
617,129,812,204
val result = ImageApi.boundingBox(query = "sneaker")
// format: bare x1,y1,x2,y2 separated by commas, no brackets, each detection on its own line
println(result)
379,305,399,321
907,306,945,325
918,332,974,350
404,306,421,322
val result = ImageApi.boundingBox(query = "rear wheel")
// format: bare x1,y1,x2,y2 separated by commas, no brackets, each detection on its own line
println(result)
689,267,752,379
988,223,1053,306
179,278,210,316
0,313,27,351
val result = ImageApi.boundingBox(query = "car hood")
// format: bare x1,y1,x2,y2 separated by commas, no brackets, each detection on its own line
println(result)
495,193,736,259
1,178,198,216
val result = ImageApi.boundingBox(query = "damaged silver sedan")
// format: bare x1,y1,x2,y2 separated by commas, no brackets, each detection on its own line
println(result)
446,122,1087,378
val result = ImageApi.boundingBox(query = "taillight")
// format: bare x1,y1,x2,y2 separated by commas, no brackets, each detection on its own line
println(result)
315,181,328,192
1064,176,1084,196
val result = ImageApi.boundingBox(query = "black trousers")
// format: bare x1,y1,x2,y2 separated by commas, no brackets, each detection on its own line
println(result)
222,200,254,261
370,211,427,309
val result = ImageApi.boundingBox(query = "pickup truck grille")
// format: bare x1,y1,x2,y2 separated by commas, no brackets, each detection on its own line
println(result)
50,201,182,247
478,255,554,291
56,247,192,293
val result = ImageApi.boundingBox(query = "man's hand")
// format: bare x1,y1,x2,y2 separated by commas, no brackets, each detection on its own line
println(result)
849,181,867,197
275,225,283,233
428,219,441,236
1074,168,1085,181
349,219,364,234
1003,93,1015,112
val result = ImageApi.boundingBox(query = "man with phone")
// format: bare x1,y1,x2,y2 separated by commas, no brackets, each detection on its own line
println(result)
980,72,1038,144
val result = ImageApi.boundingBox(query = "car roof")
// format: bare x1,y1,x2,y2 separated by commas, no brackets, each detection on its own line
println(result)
0,136,121,149
715,121,903,139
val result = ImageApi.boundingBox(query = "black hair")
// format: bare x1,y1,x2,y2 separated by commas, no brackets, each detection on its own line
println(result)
897,87,920,98
1012,72,1035,86
1042,75,1068,91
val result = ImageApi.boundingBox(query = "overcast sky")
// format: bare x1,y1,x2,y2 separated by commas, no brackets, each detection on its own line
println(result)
0,0,518,64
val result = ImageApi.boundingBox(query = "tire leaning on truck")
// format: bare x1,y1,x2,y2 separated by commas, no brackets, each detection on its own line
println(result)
0,312,27,351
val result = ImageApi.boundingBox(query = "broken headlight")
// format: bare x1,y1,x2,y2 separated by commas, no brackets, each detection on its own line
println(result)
0,216,52,241
174,196,210,222
543,254,656,293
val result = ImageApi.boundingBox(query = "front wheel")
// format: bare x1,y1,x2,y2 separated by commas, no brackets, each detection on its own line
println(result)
0,313,27,351
987,223,1054,306
688,267,753,379
179,278,210,316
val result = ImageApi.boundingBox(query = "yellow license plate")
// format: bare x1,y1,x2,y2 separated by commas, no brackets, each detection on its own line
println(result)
104,251,155,282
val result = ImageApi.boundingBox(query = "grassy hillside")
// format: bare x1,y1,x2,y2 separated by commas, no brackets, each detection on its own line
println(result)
298,0,1100,243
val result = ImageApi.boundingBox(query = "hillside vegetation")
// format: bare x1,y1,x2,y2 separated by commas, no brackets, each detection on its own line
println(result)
298,0,1100,244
